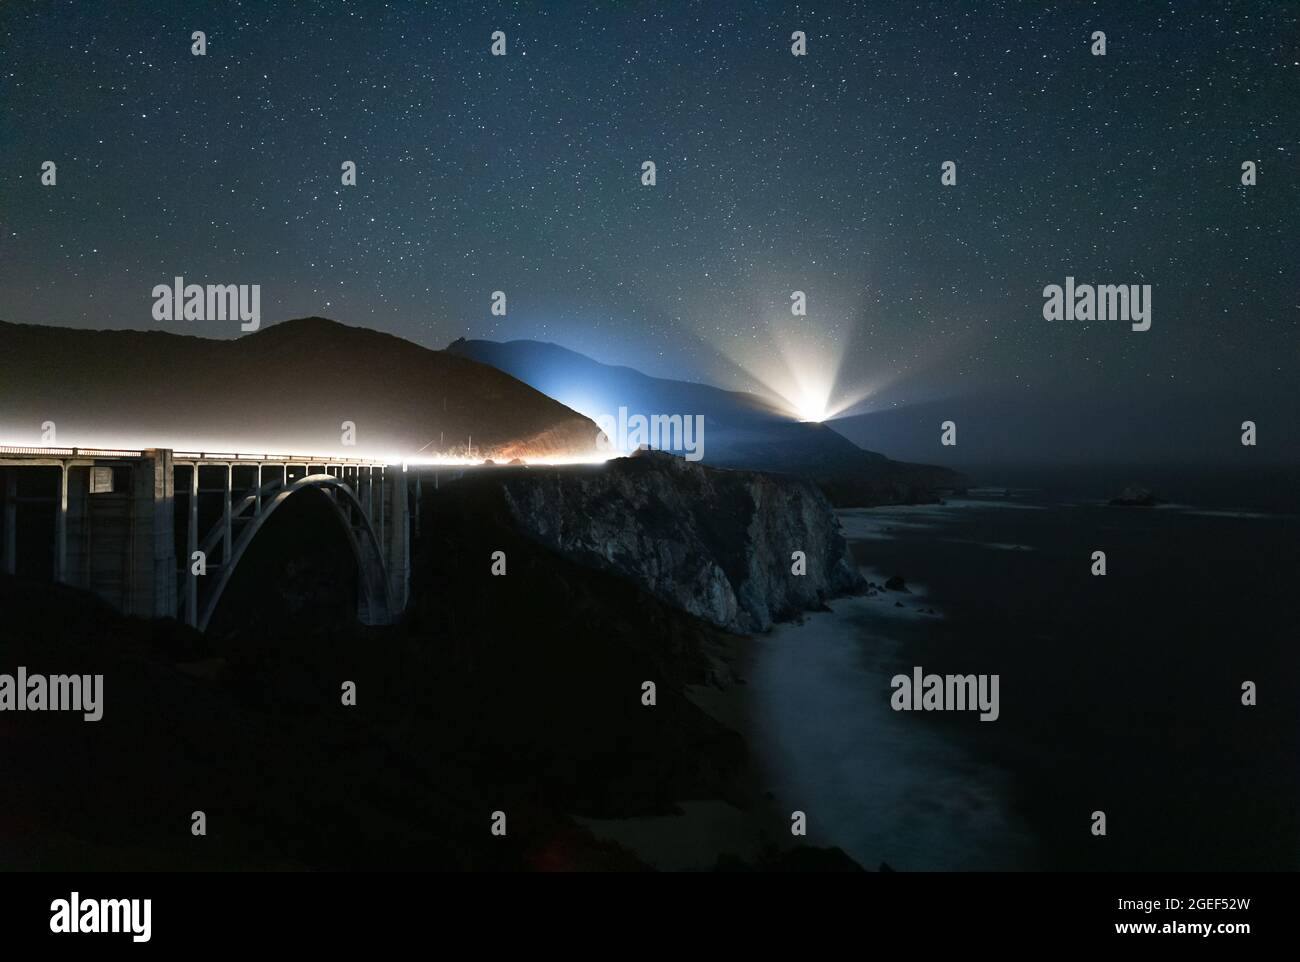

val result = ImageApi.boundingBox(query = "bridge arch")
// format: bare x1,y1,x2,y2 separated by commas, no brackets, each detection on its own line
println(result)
197,474,394,632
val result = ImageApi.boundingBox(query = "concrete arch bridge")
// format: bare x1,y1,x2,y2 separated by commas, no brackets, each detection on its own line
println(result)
0,446,412,630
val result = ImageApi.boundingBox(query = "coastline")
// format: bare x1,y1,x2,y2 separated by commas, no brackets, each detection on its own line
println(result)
572,510,989,872
573,631,804,871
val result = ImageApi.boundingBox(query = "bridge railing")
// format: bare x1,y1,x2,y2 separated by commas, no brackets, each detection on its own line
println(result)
1,445,389,466
173,451,388,466
0,445,145,458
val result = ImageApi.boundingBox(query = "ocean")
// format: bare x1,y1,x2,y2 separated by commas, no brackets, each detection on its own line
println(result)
748,465,1300,870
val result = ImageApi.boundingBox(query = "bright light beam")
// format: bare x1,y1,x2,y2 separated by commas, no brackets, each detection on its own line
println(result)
700,295,873,424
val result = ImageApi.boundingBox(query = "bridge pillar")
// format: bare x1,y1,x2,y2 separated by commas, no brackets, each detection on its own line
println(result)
223,463,233,564
383,468,409,618
186,459,199,627
413,474,422,537
130,449,177,619
2,471,15,575
54,463,68,583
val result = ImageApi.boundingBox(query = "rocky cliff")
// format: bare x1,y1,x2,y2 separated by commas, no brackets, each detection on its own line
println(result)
498,450,865,633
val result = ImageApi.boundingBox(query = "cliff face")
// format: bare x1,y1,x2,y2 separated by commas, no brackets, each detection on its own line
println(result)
499,451,865,633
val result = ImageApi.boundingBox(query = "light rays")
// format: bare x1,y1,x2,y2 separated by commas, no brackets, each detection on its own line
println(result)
700,292,875,424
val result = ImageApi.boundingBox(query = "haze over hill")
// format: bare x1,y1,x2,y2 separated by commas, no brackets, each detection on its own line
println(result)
446,337,964,504
0,317,601,459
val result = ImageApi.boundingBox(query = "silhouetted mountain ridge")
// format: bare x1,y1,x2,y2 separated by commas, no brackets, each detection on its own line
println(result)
0,317,600,458
446,337,964,504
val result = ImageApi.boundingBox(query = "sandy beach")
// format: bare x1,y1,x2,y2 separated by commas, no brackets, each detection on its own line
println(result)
574,631,808,871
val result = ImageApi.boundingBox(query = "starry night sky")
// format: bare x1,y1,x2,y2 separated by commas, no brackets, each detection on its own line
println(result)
2,1,1296,462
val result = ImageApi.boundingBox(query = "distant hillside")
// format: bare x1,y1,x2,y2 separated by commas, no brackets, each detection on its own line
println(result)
446,337,965,504
0,317,600,459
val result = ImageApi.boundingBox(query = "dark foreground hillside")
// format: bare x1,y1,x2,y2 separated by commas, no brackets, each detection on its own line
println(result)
1,465,863,871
